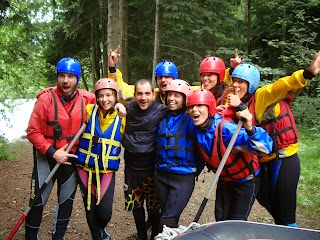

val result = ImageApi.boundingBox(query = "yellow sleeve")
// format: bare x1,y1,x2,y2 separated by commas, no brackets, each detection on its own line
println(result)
223,68,233,88
120,116,126,135
254,69,308,121
191,85,201,91
108,69,135,101
85,104,95,120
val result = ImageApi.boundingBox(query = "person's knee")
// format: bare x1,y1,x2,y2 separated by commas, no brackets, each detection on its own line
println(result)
99,210,112,225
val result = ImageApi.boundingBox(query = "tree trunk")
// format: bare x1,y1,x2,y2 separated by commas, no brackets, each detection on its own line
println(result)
281,8,287,60
90,20,101,86
108,0,120,65
100,0,108,77
152,0,162,87
247,0,251,55
119,0,129,83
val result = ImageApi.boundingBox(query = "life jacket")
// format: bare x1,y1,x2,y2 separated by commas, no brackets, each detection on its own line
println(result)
248,96,298,160
156,113,197,174
216,87,233,106
154,89,165,104
198,115,259,181
75,104,122,209
43,87,85,151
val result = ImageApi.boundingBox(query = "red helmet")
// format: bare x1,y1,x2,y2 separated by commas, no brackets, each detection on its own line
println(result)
95,78,119,98
166,79,192,97
187,89,216,116
199,56,226,84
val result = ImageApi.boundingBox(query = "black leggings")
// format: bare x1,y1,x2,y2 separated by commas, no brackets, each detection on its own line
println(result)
25,152,77,240
77,169,115,240
215,174,260,221
257,153,300,226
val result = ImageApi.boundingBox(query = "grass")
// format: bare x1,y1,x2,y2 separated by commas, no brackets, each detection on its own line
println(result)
0,137,15,161
296,124,320,220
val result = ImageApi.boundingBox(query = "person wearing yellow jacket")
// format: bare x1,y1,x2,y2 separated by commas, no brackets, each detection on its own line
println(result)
75,78,126,240
107,48,180,104
225,51,320,227
107,47,238,105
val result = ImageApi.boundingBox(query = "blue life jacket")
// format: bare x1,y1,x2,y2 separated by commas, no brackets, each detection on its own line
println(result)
76,104,122,172
156,113,197,174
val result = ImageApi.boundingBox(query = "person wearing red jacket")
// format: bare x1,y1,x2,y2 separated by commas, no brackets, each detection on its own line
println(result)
25,57,96,240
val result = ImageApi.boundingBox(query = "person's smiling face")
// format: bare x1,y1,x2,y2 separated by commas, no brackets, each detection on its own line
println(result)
166,90,184,111
188,104,209,126
134,82,154,110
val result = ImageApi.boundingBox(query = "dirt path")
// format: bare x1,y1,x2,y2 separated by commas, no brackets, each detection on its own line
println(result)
0,141,319,240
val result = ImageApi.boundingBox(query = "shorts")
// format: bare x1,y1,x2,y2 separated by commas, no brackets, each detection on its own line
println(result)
124,165,159,211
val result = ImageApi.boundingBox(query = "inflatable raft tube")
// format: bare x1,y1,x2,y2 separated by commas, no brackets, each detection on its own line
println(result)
174,220,320,240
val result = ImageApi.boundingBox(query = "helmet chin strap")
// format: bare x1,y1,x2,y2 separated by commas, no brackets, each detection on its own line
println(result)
200,115,213,129
199,118,209,128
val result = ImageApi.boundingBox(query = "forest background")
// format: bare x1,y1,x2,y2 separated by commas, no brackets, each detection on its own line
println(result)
0,0,320,234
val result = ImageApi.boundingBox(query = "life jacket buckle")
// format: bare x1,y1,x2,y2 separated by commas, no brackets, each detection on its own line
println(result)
92,135,101,144
53,122,62,137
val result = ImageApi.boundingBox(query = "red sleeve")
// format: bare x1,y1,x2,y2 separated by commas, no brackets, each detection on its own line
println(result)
79,89,96,105
26,95,52,155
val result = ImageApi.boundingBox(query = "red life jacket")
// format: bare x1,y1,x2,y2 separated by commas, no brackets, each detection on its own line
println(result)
216,87,233,106
42,87,87,152
198,115,260,181
248,96,298,151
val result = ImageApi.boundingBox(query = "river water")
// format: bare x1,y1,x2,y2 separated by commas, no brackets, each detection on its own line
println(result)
0,99,36,142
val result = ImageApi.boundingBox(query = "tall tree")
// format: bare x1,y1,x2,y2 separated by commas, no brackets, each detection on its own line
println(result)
119,0,128,81
107,0,120,58
152,0,162,86
100,0,109,77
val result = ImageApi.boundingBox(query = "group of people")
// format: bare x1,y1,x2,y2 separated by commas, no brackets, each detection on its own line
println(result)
24,47,320,240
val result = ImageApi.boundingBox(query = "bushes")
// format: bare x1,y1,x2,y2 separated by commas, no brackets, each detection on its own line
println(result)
296,125,320,219
291,96,320,128
0,135,14,161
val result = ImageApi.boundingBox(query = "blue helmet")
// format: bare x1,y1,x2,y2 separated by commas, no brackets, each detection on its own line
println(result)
56,57,81,83
231,63,260,94
155,60,178,79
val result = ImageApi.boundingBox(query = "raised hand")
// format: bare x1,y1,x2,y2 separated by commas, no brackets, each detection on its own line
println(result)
108,46,121,67
230,49,243,69
309,51,320,76
227,87,242,107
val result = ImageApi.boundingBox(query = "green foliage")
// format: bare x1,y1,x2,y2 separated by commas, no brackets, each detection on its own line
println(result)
1,0,320,101
290,96,320,125
0,0,10,24
0,136,15,161
0,0,51,102
160,0,243,83
252,0,320,75
296,124,320,218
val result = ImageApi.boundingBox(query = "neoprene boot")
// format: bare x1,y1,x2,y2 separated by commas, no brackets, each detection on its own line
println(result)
101,227,111,240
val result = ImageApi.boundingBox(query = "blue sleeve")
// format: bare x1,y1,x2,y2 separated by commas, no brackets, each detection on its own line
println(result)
222,122,273,155
191,115,222,157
